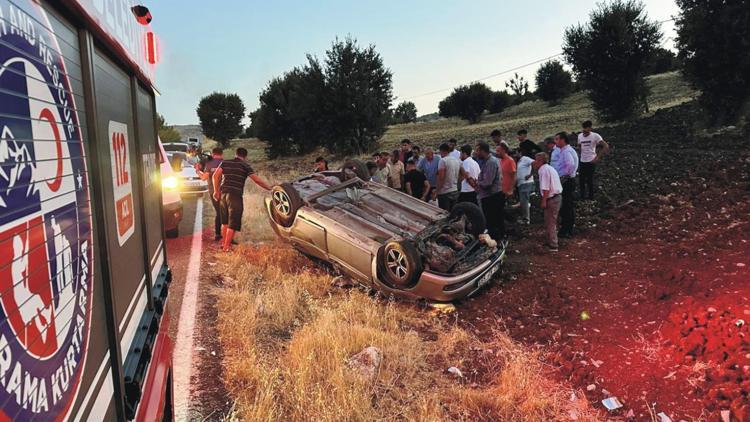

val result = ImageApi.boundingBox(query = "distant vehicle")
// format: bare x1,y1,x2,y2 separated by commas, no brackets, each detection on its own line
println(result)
163,142,190,153
160,141,184,237
187,137,200,147
0,1,174,420
167,152,209,196
266,160,507,302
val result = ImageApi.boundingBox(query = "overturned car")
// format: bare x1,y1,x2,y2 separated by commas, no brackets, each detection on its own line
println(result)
265,160,507,302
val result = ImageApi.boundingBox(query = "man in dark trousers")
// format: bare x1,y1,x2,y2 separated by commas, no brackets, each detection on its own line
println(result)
551,132,579,238
197,147,224,240
212,147,272,251
471,142,504,240
577,120,610,200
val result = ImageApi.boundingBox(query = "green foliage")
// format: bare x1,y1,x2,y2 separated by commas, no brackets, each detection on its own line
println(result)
253,37,392,157
322,38,393,154
438,82,493,123
535,60,574,104
643,47,679,76
252,58,328,158
563,0,661,121
156,113,181,142
505,73,529,97
488,90,512,114
676,0,750,125
392,101,418,124
196,92,246,147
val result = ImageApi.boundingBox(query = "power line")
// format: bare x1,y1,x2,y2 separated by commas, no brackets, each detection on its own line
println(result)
401,17,677,101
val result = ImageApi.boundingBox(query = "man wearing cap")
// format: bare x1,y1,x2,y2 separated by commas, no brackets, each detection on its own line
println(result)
533,152,563,251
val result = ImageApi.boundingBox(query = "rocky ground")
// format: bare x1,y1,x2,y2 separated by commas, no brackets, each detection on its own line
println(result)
460,103,750,420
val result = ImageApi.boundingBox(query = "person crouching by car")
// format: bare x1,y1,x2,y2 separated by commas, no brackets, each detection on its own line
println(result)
197,147,224,240
404,159,430,201
212,147,272,252
533,152,563,252
313,156,328,173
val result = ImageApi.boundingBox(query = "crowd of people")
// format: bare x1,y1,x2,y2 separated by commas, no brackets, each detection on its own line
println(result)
358,120,610,252
195,120,609,253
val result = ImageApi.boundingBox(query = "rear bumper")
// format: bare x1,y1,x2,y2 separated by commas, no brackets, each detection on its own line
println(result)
163,200,183,231
180,181,208,195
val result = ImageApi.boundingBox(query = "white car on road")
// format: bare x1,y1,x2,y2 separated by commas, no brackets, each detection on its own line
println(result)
168,152,209,196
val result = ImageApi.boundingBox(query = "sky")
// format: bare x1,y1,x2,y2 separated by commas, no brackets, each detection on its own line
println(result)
150,0,680,125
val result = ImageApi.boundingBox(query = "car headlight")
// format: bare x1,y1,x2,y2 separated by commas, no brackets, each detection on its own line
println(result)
162,176,179,190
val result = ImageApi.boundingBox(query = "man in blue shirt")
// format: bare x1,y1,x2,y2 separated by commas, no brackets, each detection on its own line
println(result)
417,147,440,199
552,132,579,237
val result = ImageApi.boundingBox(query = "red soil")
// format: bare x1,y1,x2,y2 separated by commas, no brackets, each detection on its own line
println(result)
460,134,750,419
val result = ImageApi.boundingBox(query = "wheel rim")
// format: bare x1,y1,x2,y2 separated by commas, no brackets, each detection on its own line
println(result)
273,190,291,216
386,248,409,281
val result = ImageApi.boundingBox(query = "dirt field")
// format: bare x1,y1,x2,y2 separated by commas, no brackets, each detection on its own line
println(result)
204,72,749,420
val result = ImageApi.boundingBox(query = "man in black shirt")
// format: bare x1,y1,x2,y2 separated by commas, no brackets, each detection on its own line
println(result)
212,147,272,251
197,147,224,240
517,129,541,158
404,159,429,201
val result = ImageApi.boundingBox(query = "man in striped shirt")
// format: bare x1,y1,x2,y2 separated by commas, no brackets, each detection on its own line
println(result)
212,147,272,251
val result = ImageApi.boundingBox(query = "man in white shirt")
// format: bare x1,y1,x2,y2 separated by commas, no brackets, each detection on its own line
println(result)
533,152,563,251
516,154,535,224
577,120,610,200
458,144,480,204
447,138,461,160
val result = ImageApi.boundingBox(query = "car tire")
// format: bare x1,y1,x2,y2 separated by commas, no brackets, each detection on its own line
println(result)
450,202,486,236
270,183,303,227
377,240,423,289
341,159,370,181
165,227,179,238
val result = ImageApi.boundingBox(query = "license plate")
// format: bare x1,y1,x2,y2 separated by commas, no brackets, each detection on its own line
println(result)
477,262,500,288
184,181,203,187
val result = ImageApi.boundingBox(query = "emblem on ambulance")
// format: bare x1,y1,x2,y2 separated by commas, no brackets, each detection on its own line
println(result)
0,3,93,418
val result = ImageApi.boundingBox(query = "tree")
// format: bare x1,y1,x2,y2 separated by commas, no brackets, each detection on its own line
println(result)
196,92,246,147
252,58,328,158
563,0,661,121
156,114,181,142
535,60,574,104
252,38,392,157
505,73,529,97
438,82,493,123
643,47,679,76
322,37,393,154
392,101,418,124
676,0,750,125
488,90,512,114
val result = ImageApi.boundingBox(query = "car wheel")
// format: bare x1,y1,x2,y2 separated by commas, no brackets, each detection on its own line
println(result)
271,183,303,227
165,227,179,238
377,240,423,289
450,202,486,236
341,159,370,181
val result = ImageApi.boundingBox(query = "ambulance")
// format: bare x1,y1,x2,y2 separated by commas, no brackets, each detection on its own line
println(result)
0,0,173,420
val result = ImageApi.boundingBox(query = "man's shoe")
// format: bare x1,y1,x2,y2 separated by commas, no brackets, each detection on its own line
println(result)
231,239,239,245
547,245,559,252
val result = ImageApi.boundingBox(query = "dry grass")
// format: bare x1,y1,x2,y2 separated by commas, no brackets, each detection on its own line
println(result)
214,241,599,421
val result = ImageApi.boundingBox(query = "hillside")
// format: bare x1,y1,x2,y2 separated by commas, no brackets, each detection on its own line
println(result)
227,71,696,177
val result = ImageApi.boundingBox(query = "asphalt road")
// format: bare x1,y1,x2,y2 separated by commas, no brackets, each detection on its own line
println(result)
164,195,229,420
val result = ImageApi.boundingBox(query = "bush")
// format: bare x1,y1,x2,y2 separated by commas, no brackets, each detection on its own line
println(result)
253,38,392,157
392,101,418,124
676,0,750,125
488,90,512,114
563,0,661,121
535,60,574,104
157,113,181,142
196,92,246,147
438,82,493,123
643,47,679,76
